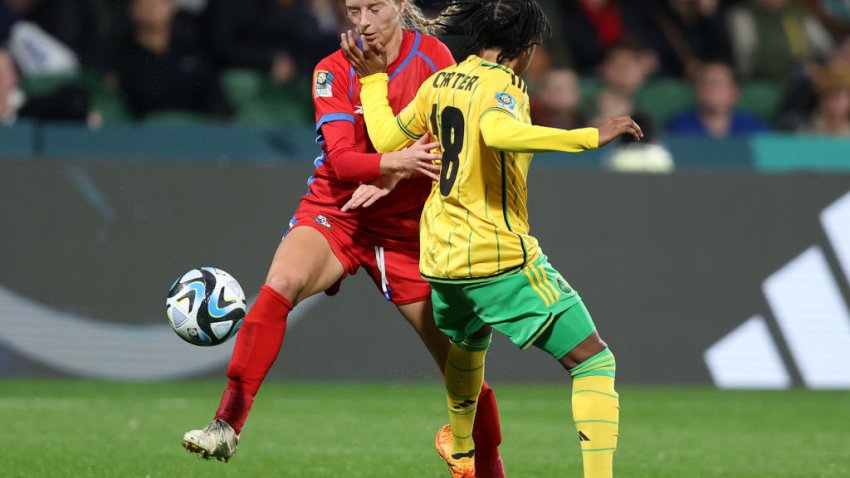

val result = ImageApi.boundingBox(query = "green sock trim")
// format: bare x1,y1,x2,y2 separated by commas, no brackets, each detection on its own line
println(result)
574,352,611,372
570,348,616,379
574,420,619,425
446,360,484,372
449,408,477,416
570,348,613,373
447,388,481,399
575,369,616,379
458,335,491,352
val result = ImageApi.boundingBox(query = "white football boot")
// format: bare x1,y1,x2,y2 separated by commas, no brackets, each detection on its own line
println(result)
182,419,239,462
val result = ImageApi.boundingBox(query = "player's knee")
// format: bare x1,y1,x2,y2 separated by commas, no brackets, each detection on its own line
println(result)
264,272,305,304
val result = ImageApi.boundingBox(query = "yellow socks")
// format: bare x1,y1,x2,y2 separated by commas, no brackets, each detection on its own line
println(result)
570,348,619,478
444,335,490,456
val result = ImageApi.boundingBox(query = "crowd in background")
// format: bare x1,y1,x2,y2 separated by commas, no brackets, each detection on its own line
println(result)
1,0,849,145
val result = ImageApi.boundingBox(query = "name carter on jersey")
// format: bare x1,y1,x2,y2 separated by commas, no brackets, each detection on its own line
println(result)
431,71,480,91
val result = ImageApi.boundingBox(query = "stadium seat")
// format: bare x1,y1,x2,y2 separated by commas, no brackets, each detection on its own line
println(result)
739,82,782,124
636,79,695,125
221,70,313,127
19,73,80,96
578,76,602,110
21,71,132,125
221,69,265,106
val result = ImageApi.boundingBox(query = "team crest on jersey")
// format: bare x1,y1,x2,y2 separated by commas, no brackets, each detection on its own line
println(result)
495,92,516,111
313,214,332,230
556,275,574,294
315,70,334,98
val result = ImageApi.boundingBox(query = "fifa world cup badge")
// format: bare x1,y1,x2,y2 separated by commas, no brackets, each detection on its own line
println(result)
315,70,334,98
495,92,516,111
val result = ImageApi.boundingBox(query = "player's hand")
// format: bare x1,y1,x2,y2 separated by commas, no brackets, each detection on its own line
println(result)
379,134,442,181
597,116,643,147
341,175,403,212
340,29,387,78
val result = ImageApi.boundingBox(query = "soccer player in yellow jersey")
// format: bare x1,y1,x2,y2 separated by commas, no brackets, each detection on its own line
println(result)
341,1,642,477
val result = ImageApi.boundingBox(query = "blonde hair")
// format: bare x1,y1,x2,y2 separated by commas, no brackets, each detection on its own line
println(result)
395,0,439,35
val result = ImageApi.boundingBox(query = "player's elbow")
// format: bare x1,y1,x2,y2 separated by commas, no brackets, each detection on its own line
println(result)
481,127,508,150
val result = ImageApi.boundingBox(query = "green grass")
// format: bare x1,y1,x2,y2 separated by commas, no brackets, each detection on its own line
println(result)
0,381,847,477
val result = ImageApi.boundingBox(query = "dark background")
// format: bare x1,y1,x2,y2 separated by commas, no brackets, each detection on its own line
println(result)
1,158,848,384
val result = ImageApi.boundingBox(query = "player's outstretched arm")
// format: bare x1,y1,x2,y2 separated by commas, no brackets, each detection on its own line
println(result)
480,111,599,153
480,112,642,153
597,115,644,146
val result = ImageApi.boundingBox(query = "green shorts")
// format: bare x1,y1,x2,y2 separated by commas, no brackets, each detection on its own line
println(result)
429,254,596,358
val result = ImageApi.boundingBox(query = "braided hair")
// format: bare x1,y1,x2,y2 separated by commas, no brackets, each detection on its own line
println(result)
398,1,438,35
426,0,551,64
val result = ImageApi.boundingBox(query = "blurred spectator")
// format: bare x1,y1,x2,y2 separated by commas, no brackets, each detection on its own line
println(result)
728,0,833,81
606,113,675,173
798,0,850,38
638,0,733,77
1,0,80,76
531,68,587,129
666,61,767,137
589,43,653,125
599,43,652,97
204,0,340,83
115,0,233,120
0,48,96,125
549,0,652,74
11,0,103,70
806,61,850,135
778,34,850,129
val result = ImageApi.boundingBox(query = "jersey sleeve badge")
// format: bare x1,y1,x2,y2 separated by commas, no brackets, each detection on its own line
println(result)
495,92,516,111
315,70,335,98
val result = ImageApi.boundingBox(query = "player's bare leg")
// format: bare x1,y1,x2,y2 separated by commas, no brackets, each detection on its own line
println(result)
396,300,450,374
264,227,346,306
396,302,506,477
183,227,344,461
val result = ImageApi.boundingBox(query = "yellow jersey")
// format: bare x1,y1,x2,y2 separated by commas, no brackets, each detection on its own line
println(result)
359,55,599,281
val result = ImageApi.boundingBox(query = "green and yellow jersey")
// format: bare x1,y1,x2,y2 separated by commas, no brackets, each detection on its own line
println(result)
359,54,599,282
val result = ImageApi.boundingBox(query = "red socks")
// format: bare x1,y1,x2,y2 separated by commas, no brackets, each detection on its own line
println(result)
214,284,505,478
215,285,292,434
474,381,505,476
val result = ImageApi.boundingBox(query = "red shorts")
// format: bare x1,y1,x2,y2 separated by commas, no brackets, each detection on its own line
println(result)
287,209,430,305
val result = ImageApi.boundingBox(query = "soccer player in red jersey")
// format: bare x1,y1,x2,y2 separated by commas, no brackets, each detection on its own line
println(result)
181,1,506,476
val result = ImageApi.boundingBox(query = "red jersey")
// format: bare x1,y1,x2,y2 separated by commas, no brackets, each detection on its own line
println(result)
298,30,454,248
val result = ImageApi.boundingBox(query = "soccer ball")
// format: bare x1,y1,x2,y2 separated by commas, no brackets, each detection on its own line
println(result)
166,267,246,346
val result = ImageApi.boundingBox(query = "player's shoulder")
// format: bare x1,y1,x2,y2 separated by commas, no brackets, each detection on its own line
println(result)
480,65,527,92
314,50,350,76
415,32,455,67
417,32,449,52
473,64,528,115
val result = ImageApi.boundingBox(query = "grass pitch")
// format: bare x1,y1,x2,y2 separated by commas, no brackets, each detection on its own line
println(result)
0,380,847,477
